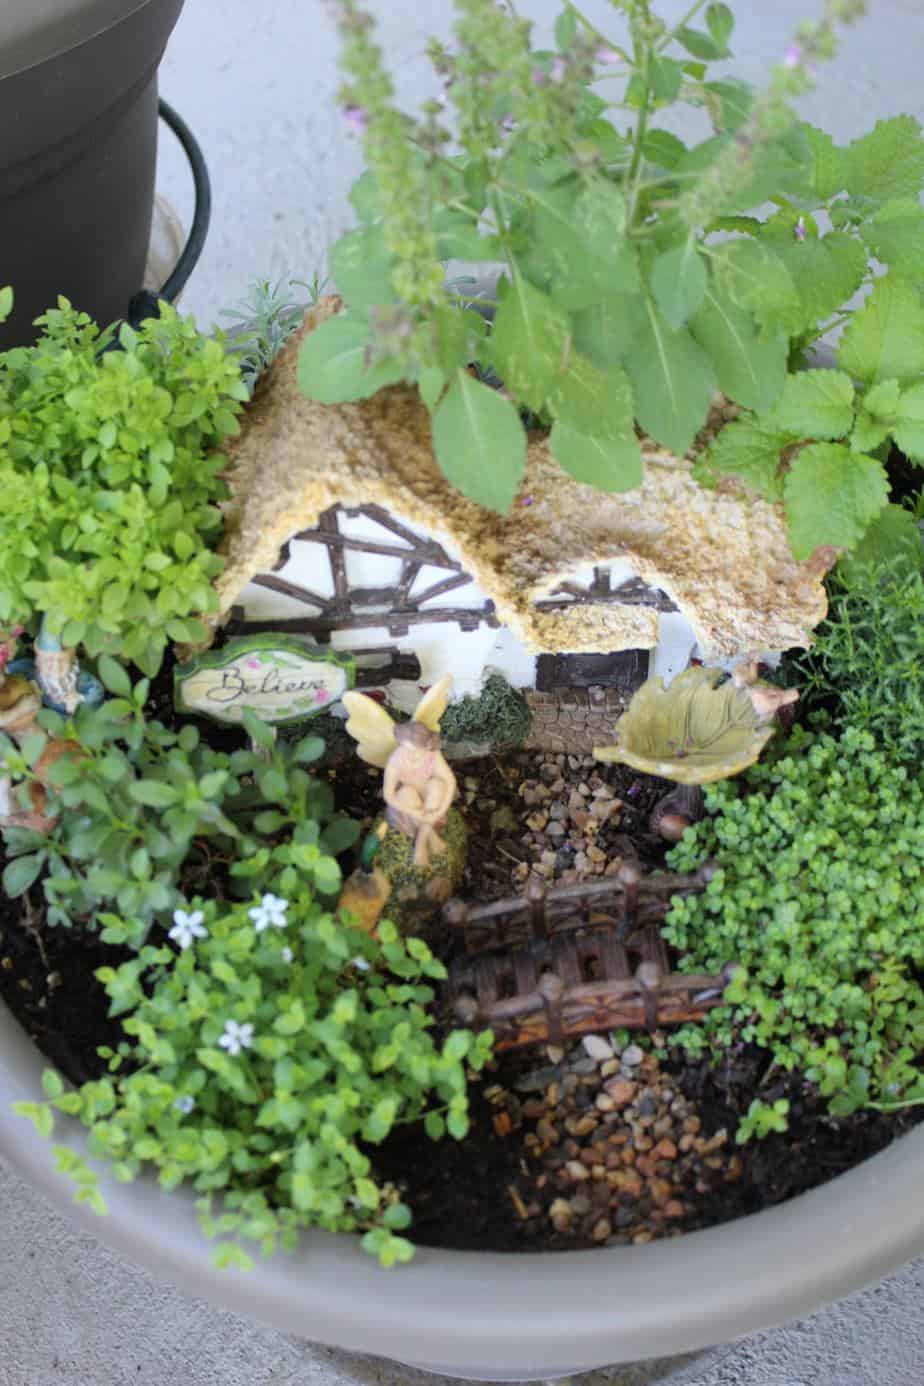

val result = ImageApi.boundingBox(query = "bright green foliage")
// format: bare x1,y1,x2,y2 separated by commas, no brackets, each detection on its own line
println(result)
299,0,867,515
736,1098,790,1143
0,299,247,674
698,111,924,560
15,866,492,1268
789,554,924,762
664,726,924,1118
0,676,356,945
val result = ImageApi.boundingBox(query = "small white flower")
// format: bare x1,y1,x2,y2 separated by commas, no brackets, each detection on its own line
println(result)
173,1095,195,1115
218,1020,255,1056
248,893,289,933
281,946,294,964
169,909,208,950
351,955,371,972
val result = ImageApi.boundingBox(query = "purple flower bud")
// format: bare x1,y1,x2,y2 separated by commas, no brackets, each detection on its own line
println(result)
596,45,622,67
501,114,517,133
520,494,535,507
550,56,567,82
532,66,548,86
783,43,803,70
794,216,807,242
342,104,368,136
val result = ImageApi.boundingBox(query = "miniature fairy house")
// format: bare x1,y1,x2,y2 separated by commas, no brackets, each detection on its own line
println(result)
210,300,828,750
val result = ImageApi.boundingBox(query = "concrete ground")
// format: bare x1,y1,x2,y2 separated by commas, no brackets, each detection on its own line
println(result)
6,0,924,1382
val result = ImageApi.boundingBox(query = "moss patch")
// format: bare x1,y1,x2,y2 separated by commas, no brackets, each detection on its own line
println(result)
375,809,468,934
441,674,531,750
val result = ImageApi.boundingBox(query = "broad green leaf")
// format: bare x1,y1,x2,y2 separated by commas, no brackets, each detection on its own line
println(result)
348,170,380,223
0,286,12,323
801,124,846,201
844,116,924,203
642,129,688,168
783,443,890,559
526,182,638,312
292,734,325,764
571,292,646,369
864,379,902,418
891,383,924,462
850,412,890,454
861,199,924,268
418,365,446,411
767,370,855,441
241,709,277,751
128,780,179,808
431,370,526,512
490,274,570,410
840,503,923,580
624,304,717,456
711,240,801,335
651,244,707,329
706,3,734,49
690,290,786,413
433,211,500,262
838,276,924,384
773,233,868,333
701,418,788,501
329,226,395,310
675,25,727,60
702,80,752,135
555,7,578,49
547,355,641,491
3,853,45,897
297,317,405,404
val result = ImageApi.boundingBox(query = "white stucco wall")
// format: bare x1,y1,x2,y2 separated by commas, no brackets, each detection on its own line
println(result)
236,505,703,702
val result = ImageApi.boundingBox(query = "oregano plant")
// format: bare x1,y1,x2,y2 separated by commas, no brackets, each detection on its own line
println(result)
299,0,867,517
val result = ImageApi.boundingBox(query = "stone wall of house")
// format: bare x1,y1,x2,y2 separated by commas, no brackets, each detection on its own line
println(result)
524,686,630,755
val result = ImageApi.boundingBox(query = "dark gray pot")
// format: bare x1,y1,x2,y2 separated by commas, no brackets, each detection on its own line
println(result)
2,997,924,1380
0,0,184,346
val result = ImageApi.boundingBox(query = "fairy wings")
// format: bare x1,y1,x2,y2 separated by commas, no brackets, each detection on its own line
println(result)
341,674,454,768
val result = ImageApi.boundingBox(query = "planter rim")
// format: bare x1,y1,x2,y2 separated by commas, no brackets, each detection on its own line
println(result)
0,0,155,81
2,1000,923,1378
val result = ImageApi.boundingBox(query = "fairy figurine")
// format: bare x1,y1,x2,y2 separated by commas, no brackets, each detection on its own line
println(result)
341,676,466,929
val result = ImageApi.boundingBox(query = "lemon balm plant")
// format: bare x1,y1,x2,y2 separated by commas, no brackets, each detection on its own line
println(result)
299,0,880,549
0,294,248,678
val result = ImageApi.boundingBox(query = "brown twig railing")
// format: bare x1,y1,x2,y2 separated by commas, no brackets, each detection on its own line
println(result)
443,865,735,1052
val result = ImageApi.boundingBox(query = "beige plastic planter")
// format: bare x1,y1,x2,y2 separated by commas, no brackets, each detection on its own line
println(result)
3,999,924,1380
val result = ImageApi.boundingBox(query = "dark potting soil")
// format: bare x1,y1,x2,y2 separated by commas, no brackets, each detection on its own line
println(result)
2,733,921,1255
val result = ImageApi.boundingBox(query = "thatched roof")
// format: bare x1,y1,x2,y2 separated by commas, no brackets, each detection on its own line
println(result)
213,299,827,659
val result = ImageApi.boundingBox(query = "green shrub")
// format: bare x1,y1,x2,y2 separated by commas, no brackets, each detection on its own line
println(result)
440,673,531,748
0,666,356,945
0,298,247,674
664,725,924,1117
788,551,924,763
15,844,492,1268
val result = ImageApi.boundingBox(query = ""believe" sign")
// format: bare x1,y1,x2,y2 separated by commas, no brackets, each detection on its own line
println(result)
174,637,355,725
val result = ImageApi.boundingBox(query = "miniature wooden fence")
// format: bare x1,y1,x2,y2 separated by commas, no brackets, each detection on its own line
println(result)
443,865,735,1051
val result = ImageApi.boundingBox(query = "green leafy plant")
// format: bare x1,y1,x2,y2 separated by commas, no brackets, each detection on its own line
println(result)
221,275,327,392
786,553,924,762
0,295,248,675
735,1097,790,1142
663,725,924,1119
440,672,531,747
0,667,356,946
15,872,492,1268
299,0,866,515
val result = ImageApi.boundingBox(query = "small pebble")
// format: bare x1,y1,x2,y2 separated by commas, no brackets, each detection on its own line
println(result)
582,1034,615,1063
592,1217,612,1243
622,1045,644,1068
